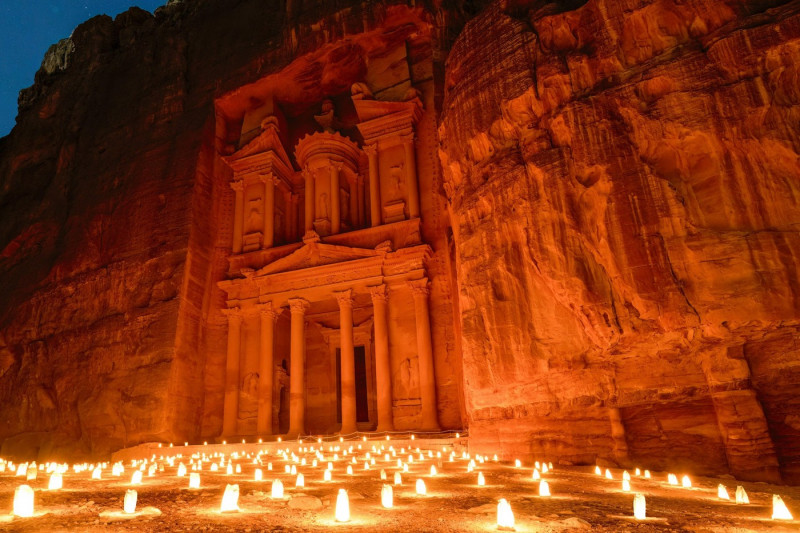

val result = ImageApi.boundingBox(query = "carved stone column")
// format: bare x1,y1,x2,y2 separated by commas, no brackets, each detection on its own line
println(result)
222,308,243,437
261,173,275,249
370,284,394,432
288,298,310,437
230,180,244,254
365,144,381,226
335,290,357,434
357,175,366,228
304,168,314,233
402,133,420,219
257,303,280,436
349,176,359,230
330,162,341,234
410,279,440,431
290,192,300,242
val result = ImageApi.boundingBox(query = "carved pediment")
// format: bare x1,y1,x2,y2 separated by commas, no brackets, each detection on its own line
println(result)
223,123,294,178
255,242,384,276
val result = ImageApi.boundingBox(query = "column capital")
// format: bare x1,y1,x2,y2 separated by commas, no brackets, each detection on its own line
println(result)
259,172,278,185
409,278,430,298
368,284,387,302
222,306,243,323
330,160,344,172
363,143,378,156
400,132,417,145
257,302,281,321
288,298,310,314
230,180,244,192
334,289,353,308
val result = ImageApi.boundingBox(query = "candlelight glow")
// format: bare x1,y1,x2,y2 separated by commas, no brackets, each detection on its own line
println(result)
92,466,102,480
271,479,284,499
48,473,62,490
514,459,521,468
430,465,437,476
539,479,551,496
644,470,651,479
124,489,137,514
189,472,201,489
667,474,678,485
324,469,332,482
622,479,631,492
13,485,34,517
497,498,514,530
735,486,749,504
717,484,729,500
772,495,793,520
381,484,393,508
478,472,485,486
605,469,613,480
416,478,427,495
595,465,602,475
335,489,350,522
633,493,646,520
296,473,304,487
394,472,402,485
622,470,630,481
220,484,239,512
177,463,187,477
131,470,143,485
532,468,540,480
681,475,692,488
254,468,263,481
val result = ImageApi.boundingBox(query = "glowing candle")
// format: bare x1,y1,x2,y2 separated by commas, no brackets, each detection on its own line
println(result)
380,469,387,480
681,475,692,488
772,494,793,520
403,463,409,473
718,484,730,500
535,461,540,470
124,489,137,514
735,486,749,504
532,468,540,480
644,470,651,479
493,454,498,462
335,489,350,522
595,465,602,475
26,464,37,481
635,468,641,476
296,473,304,487
416,479,427,495
211,463,219,472
254,468,263,481
220,484,239,512
381,484,393,508
131,470,143,485
324,469,332,482
667,474,678,485
364,461,370,470
497,498,514,530
13,485,34,517
430,465,437,476
541,463,549,474
622,470,631,481
268,462,273,471
177,463,187,477
514,459,521,468
271,479,284,499
605,469,613,480
478,472,485,486
92,466,102,480
16,464,26,476
189,472,201,489
633,493,646,520
48,473,62,490
622,479,631,492
347,465,353,475
539,479,551,497
394,472,402,485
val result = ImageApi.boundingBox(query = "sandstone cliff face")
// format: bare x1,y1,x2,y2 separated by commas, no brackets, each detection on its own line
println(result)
440,0,800,482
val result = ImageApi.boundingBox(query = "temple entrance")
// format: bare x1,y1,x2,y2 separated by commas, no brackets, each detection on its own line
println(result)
278,386,289,434
335,345,370,426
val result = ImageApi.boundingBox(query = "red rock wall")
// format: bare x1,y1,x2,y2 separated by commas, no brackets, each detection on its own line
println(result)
440,0,800,482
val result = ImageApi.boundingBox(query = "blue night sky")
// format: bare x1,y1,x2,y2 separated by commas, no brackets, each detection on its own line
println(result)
0,0,165,138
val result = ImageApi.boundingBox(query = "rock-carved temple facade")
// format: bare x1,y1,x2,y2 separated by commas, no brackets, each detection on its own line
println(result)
217,79,457,439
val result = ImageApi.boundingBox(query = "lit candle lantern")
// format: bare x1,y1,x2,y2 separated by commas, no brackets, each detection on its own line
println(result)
633,493,646,520
667,474,678,485
394,472,402,485
13,485,34,517
124,489,137,514
622,470,631,481
254,468,263,481
92,466,102,480
718,484,730,500
48,473,62,490
539,479,551,497
595,465,602,475
347,465,353,475
416,479,427,495
622,479,631,492
403,463,409,473
681,475,692,488
735,486,749,504
605,469,613,480
26,464,37,481
635,468,641,476
644,470,651,479
189,472,201,489
497,498,514,530
532,468,540,480
324,470,332,482
335,489,350,522
381,484,393,508
772,494,793,520
235,464,241,474
220,484,239,512
514,459,521,468
430,465,437,476
211,463,219,472
296,473,304,487
290,465,297,475
131,470,143,485
177,463,187,477
478,472,485,486
271,479,284,499
16,464,26,477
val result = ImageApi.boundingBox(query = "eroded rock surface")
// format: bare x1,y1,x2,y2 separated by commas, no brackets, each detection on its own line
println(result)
440,0,800,483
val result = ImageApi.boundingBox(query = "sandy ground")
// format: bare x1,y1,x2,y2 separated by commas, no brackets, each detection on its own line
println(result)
1,441,799,532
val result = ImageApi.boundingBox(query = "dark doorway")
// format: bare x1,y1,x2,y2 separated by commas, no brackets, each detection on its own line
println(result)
278,386,289,434
336,346,370,424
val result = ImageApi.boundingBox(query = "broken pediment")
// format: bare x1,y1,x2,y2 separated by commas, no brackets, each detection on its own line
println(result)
255,242,385,276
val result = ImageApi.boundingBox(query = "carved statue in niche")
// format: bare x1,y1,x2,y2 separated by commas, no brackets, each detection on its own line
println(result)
246,197,262,234
314,99,341,133
388,163,404,202
239,372,260,418
395,356,419,400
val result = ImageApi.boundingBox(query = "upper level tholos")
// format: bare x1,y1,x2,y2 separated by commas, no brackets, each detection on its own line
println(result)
221,84,424,264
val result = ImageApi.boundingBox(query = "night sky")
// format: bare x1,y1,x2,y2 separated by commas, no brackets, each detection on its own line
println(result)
0,0,165,138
